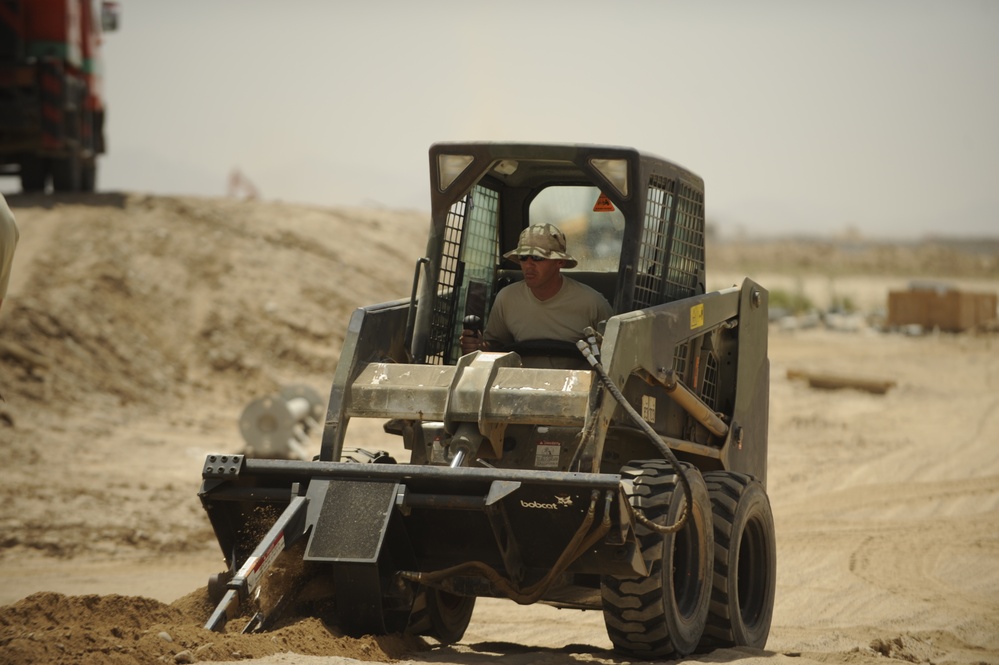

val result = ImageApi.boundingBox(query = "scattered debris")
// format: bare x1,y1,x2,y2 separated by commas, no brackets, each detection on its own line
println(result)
888,281,997,333
787,368,896,395
238,384,325,460
226,168,260,201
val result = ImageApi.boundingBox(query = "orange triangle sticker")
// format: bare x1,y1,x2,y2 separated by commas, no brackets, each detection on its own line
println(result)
593,193,615,212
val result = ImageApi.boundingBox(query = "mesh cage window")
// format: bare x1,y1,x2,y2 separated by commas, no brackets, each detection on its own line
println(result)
634,175,705,309
672,342,690,378
424,200,465,365
664,181,705,302
425,185,500,365
700,351,719,411
451,187,500,359
634,175,673,310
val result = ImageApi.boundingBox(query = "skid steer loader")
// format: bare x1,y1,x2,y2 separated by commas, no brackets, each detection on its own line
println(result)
198,142,776,659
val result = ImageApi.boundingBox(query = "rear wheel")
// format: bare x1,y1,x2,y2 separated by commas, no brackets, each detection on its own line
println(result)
407,587,476,644
701,472,776,650
601,461,714,658
51,152,81,192
81,157,97,192
20,155,47,192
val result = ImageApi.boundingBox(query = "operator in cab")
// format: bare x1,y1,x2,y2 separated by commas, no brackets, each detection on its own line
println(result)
460,224,612,367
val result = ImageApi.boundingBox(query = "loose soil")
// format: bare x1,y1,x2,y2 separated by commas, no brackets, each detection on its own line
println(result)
1,193,997,665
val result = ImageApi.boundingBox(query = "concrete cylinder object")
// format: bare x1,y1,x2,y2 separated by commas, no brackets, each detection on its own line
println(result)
239,384,323,459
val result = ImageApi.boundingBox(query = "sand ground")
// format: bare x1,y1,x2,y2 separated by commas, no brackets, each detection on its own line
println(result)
1,194,997,665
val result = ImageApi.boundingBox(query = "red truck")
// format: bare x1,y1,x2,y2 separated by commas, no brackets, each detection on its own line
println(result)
0,0,118,193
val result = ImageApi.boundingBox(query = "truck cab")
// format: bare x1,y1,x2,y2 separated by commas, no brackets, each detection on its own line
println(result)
0,0,118,192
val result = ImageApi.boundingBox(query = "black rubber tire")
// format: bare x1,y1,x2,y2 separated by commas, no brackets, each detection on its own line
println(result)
81,157,97,192
51,153,82,192
407,587,475,645
601,461,714,659
701,472,776,650
20,155,47,193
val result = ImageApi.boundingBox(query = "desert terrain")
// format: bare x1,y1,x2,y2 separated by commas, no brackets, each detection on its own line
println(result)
1,193,997,665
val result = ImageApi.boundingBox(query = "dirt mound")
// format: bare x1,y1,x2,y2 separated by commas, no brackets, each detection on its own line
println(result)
1,194,428,413
0,195,428,562
0,589,426,665
709,236,999,279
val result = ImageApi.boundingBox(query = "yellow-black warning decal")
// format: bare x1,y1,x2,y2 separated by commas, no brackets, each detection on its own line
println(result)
690,303,704,329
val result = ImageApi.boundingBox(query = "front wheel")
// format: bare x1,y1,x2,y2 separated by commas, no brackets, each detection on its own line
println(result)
407,587,475,645
81,157,97,192
701,472,776,650
20,155,47,192
601,461,714,658
51,152,81,192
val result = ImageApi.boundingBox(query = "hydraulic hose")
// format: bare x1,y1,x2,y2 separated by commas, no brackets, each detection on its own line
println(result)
575,340,691,535
400,490,610,604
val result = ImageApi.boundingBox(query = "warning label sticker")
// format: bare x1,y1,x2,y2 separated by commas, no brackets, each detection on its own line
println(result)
642,395,656,423
535,441,561,468
592,193,615,212
690,303,704,329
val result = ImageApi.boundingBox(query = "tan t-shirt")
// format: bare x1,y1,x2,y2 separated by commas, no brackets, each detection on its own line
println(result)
0,193,19,303
484,275,613,348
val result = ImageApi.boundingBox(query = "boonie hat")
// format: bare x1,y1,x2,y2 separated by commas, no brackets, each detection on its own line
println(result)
502,224,578,269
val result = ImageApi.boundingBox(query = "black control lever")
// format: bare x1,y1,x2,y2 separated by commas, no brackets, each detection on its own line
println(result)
461,315,484,354
462,314,483,333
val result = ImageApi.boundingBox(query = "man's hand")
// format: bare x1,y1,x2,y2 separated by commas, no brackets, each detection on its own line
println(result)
460,328,486,354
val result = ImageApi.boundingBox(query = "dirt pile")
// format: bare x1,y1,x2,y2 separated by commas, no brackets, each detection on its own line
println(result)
0,589,425,665
0,194,428,555
0,194,428,559
1,193,428,413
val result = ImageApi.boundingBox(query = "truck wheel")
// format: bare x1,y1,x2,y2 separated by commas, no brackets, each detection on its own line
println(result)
601,461,714,658
407,587,475,645
701,472,776,650
52,153,82,192
20,156,47,193
81,157,97,192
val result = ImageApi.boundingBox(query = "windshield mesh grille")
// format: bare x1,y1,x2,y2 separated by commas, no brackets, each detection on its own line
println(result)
425,186,500,365
634,175,704,309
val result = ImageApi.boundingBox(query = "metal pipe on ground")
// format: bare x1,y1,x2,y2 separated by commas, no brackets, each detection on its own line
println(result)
239,384,324,460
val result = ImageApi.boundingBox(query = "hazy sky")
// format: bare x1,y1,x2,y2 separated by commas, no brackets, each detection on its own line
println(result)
35,1,999,237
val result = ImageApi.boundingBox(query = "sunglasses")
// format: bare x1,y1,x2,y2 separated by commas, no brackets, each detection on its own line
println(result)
518,255,547,262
